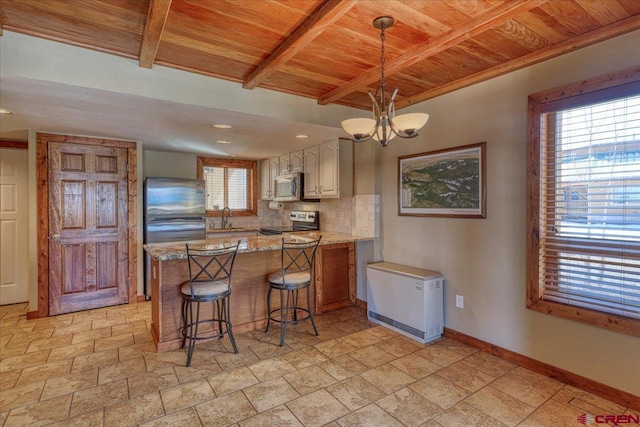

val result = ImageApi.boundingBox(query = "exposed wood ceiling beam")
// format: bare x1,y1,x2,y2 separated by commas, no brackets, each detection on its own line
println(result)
243,0,356,90
318,0,548,106
0,140,28,149
395,14,640,109
139,0,172,69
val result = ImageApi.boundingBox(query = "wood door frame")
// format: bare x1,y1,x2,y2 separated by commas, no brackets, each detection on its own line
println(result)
35,133,138,318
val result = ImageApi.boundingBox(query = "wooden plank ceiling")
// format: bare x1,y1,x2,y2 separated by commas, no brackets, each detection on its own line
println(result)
1,0,639,111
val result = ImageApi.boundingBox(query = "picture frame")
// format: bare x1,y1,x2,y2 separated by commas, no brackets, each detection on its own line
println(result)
398,142,486,218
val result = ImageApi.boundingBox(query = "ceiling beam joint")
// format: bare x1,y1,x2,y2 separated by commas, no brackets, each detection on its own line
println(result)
243,0,357,90
139,0,172,69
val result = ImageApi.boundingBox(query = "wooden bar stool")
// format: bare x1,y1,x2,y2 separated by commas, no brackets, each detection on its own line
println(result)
181,241,240,367
265,236,322,346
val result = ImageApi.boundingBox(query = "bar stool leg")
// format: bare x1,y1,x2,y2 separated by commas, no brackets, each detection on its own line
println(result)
292,290,299,322
181,298,188,349
185,299,193,351
224,298,238,353
215,300,223,337
280,289,290,347
265,286,273,333
306,285,319,336
186,300,198,367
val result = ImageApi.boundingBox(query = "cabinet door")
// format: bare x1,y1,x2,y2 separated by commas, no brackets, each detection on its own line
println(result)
269,157,280,194
260,159,272,200
279,154,291,174
303,146,320,198
315,242,355,313
319,139,339,197
289,149,304,173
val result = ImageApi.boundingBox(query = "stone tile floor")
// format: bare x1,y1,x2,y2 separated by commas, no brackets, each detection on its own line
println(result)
0,301,636,426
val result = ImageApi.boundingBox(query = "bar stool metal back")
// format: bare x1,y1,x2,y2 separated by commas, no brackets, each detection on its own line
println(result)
265,236,322,346
181,241,240,367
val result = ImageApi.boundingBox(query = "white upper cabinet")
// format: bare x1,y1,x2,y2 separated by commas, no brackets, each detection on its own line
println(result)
269,156,279,196
264,141,351,200
261,157,280,200
290,149,304,173
319,140,339,197
260,159,271,200
279,149,304,174
303,145,320,198
304,139,352,199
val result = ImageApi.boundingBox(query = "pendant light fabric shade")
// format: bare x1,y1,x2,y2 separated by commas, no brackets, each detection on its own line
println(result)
341,16,429,147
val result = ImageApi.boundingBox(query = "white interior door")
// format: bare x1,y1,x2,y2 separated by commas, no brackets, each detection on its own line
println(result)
0,148,29,305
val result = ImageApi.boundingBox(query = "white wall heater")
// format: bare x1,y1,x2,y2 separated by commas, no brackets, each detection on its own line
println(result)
367,262,444,344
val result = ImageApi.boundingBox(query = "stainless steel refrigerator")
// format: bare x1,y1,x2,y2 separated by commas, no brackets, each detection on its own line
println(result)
144,177,206,298
144,177,206,243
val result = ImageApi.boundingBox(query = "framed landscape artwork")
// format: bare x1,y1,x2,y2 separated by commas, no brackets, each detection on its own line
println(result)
398,142,486,218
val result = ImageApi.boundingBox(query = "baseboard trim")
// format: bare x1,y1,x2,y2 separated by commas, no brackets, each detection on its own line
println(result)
136,295,147,303
355,298,367,309
26,310,39,320
443,327,639,411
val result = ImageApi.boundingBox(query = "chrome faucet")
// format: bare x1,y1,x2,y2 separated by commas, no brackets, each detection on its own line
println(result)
221,207,232,228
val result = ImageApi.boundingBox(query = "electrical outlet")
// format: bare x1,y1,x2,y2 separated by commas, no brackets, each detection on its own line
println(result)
456,295,464,308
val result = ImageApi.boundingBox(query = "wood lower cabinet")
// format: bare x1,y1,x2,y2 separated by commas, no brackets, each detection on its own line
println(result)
314,242,355,313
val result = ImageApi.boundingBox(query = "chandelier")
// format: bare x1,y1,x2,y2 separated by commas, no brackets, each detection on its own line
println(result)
341,16,429,147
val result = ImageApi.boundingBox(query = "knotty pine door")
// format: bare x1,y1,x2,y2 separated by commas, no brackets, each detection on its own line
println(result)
48,142,130,315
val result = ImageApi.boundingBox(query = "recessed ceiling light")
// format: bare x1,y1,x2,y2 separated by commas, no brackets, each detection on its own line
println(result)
0,109,14,115
216,140,231,144
213,124,232,129
296,134,309,139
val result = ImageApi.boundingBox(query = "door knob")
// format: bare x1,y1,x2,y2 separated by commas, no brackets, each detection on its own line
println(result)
51,234,61,241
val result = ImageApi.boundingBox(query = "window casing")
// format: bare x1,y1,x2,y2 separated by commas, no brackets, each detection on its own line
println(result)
197,157,258,217
526,67,640,336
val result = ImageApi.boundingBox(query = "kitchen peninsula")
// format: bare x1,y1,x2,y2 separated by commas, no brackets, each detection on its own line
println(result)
144,231,372,352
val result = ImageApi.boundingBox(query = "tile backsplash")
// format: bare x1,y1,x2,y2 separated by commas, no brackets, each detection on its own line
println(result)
208,195,379,238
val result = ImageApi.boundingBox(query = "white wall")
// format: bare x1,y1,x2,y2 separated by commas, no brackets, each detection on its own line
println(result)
375,30,640,396
143,150,198,179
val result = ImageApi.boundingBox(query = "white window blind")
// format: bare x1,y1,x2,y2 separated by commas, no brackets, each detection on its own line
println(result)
227,168,247,210
539,93,640,319
203,166,248,210
203,166,224,210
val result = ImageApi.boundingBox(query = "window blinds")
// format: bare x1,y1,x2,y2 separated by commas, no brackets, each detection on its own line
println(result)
203,166,248,210
539,94,640,319
227,168,247,210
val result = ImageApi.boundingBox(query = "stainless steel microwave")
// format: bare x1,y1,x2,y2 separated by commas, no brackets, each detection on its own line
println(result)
273,173,301,202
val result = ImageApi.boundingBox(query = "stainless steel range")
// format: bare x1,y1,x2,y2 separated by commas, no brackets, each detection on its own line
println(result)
259,210,319,235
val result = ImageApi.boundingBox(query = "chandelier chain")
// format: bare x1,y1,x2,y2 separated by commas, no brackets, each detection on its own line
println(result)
380,23,387,109
340,16,429,147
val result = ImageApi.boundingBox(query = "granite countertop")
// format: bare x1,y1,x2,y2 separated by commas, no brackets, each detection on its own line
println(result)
144,231,373,261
